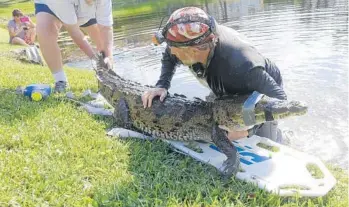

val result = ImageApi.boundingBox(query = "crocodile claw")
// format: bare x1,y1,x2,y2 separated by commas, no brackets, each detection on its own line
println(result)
221,151,241,178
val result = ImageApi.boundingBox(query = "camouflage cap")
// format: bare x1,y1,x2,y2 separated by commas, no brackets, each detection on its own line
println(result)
163,7,216,47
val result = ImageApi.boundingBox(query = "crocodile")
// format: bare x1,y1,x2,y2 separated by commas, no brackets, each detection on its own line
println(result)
94,54,307,177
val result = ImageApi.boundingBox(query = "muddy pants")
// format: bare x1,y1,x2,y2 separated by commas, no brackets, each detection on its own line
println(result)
255,121,283,143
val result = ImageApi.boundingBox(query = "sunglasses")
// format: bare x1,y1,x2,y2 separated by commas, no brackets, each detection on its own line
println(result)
170,42,210,51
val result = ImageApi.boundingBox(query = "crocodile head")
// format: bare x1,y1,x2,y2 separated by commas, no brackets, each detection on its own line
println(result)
259,98,308,121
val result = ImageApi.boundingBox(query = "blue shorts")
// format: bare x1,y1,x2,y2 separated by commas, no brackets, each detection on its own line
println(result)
34,3,96,27
80,18,97,27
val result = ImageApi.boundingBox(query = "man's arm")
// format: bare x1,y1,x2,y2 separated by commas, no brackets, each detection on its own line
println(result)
155,46,178,89
245,67,287,100
142,46,178,108
238,67,287,139
65,24,95,58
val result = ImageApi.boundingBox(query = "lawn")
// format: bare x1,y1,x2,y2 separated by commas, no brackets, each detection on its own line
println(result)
0,2,348,207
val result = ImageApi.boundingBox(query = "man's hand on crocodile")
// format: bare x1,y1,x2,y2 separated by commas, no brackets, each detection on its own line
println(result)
226,130,248,141
219,125,248,141
142,88,168,108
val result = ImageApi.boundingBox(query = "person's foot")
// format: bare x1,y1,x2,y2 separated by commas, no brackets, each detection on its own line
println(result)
54,81,68,93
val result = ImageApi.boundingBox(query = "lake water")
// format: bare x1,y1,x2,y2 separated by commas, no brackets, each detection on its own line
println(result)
66,0,348,168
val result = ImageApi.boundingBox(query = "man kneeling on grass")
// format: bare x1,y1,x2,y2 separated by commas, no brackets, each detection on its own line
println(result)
142,7,287,143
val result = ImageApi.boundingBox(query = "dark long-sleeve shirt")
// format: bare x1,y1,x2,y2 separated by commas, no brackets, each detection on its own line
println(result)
155,25,287,100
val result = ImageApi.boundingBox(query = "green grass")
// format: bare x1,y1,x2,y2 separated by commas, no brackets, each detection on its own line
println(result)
0,30,348,207
307,163,325,179
0,27,12,51
257,142,280,152
0,0,35,22
0,3,348,207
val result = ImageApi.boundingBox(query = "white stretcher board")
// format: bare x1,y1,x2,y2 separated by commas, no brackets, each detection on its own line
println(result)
107,127,336,197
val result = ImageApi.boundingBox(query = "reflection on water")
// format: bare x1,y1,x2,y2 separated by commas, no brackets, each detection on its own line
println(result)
66,0,348,168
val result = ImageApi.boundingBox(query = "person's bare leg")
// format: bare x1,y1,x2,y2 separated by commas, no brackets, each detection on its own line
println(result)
36,12,63,73
81,24,103,52
36,12,69,92
11,37,29,46
98,24,113,65
64,24,95,59
94,0,114,67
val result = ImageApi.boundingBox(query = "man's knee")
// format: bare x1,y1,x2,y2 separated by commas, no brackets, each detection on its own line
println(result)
255,121,279,141
11,37,26,45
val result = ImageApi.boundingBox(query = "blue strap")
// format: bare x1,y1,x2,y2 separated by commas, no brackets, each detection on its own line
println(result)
243,91,264,126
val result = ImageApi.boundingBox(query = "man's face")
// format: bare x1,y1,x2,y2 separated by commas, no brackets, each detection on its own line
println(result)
170,45,208,66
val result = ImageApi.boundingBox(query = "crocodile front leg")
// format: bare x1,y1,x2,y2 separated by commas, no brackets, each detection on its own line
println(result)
212,124,240,178
113,97,132,129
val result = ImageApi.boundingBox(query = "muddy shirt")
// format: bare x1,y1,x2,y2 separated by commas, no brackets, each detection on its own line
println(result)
155,25,287,100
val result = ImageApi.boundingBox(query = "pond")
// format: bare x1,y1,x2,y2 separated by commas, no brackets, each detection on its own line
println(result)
66,0,348,168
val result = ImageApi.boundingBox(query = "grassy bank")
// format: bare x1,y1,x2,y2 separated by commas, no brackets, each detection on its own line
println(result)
0,51,348,206
0,3,348,207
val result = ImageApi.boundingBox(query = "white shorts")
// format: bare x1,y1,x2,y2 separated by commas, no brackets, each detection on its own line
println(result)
34,0,113,26
95,0,113,26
